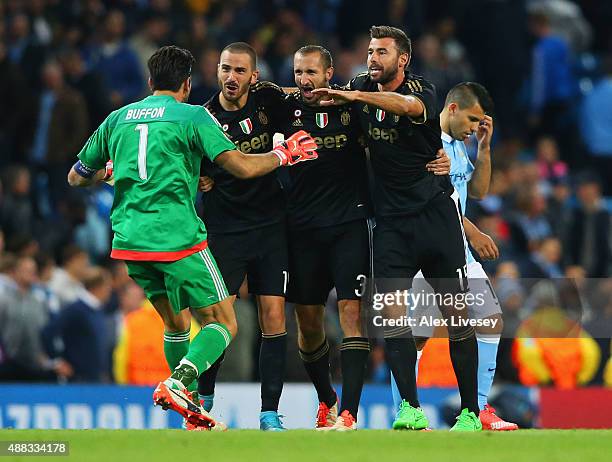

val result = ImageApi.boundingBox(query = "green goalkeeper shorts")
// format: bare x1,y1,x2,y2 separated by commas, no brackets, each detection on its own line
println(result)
126,248,229,313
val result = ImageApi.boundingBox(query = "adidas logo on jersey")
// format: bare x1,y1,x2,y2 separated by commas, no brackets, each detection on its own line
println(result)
293,119,303,127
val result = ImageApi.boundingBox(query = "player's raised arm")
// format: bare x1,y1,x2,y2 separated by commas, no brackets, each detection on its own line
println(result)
468,115,493,199
214,130,318,179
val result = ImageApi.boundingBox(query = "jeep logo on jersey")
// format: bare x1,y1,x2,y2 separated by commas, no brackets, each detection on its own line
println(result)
315,113,328,128
376,109,385,122
239,118,253,134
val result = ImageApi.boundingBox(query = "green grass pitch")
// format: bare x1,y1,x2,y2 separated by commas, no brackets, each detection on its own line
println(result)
1,429,611,461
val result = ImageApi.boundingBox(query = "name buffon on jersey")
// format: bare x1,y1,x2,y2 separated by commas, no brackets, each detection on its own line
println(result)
125,107,166,120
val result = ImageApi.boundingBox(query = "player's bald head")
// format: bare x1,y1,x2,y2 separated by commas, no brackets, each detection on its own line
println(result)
222,42,257,70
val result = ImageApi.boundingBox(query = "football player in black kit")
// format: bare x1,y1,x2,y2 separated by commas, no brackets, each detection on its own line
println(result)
196,42,290,431
281,46,372,431
313,26,482,431
283,46,450,431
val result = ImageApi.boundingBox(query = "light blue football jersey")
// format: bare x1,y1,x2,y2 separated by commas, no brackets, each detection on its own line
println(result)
442,131,476,264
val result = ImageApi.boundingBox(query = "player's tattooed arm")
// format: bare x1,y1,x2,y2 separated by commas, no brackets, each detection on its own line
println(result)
312,88,424,118
468,115,493,200
463,216,499,260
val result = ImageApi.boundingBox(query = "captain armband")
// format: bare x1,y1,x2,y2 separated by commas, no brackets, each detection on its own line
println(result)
73,160,98,178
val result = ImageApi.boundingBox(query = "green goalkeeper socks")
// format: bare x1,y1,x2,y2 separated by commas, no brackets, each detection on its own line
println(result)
171,323,232,388
163,329,199,395
163,329,190,370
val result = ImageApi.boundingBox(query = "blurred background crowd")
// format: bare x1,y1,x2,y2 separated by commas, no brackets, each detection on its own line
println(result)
0,0,611,391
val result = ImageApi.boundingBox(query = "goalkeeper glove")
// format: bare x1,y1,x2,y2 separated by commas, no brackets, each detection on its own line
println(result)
272,130,318,166
102,160,114,185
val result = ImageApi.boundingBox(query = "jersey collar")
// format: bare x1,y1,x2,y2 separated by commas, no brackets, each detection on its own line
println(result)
441,131,454,143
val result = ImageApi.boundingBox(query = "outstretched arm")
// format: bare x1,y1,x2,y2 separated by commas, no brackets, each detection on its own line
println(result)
214,150,282,179
311,88,424,119
215,130,318,179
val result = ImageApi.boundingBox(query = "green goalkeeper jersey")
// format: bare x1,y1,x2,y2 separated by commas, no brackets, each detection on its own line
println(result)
77,94,235,261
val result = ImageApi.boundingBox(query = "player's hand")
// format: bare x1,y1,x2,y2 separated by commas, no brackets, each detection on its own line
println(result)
198,176,215,192
311,88,356,106
476,115,493,149
426,149,450,175
102,160,115,186
469,231,499,260
273,130,318,166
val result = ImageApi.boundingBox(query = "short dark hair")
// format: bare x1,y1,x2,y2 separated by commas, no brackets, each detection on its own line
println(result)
147,45,194,92
295,45,333,69
444,82,494,116
369,25,411,56
222,42,257,69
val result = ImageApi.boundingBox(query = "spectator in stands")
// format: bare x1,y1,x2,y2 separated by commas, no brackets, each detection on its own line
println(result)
189,47,220,105
412,32,473,112
535,136,568,189
579,57,612,194
6,12,46,90
48,244,89,307
113,282,170,385
508,185,553,255
545,176,571,237
45,267,113,382
93,10,144,108
130,13,171,81
27,0,53,47
0,38,28,165
523,237,564,278
565,171,611,277
0,165,34,241
59,48,112,129
527,0,593,53
0,254,72,381
28,60,89,213
527,10,577,153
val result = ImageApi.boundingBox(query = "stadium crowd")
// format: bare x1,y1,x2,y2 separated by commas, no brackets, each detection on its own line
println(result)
0,0,611,390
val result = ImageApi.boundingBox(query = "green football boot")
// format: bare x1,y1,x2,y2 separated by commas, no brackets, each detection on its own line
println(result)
450,408,483,432
392,400,429,430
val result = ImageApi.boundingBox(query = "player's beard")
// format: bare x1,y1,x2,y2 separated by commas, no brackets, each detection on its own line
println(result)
221,80,249,102
369,61,400,85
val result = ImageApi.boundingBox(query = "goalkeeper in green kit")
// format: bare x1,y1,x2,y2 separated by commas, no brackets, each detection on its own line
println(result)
67,46,318,429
